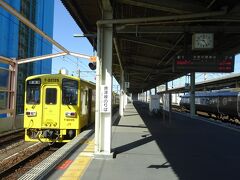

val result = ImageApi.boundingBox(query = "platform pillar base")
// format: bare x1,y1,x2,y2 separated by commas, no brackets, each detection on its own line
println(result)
94,152,114,160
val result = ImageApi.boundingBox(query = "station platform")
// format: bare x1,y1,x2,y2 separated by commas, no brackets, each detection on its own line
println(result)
22,101,240,180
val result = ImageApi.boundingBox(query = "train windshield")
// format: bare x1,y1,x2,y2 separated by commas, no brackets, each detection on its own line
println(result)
26,79,41,104
62,79,78,105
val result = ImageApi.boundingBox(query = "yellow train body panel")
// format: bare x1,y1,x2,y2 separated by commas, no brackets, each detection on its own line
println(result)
24,74,95,143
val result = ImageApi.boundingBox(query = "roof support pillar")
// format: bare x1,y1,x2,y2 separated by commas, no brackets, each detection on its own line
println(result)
236,80,240,88
145,91,147,102
163,83,168,121
190,73,196,117
124,91,128,108
119,70,124,116
10,61,18,123
124,73,129,108
94,10,113,158
169,91,172,124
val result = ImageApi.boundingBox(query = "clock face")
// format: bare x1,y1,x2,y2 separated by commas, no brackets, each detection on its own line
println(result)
192,33,214,49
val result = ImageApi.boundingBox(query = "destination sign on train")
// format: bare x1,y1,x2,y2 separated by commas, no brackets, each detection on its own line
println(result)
27,80,41,85
173,55,234,73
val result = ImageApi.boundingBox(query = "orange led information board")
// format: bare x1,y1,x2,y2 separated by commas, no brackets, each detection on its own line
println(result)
173,54,234,72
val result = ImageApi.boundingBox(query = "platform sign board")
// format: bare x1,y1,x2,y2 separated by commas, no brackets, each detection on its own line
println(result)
173,55,234,72
163,94,169,112
149,95,160,112
100,85,111,113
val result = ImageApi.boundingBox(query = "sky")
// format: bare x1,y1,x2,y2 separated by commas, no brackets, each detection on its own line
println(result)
52,0,120,92
52,0,96,82
52,0,240,91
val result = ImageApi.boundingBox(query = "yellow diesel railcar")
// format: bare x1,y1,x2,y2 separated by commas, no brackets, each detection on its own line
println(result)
24,73,95,143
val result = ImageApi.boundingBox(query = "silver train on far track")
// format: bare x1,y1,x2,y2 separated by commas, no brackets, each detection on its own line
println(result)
180,88,240,121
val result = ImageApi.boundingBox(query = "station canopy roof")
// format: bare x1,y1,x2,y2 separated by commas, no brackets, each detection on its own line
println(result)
61,0,240,93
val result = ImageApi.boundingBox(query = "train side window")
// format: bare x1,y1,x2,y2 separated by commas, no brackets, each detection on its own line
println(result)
62,79,78,105
46,88,57,104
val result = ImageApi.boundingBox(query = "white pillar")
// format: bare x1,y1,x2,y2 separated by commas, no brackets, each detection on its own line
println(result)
169,92,172,123
119,70,124,116
124,92,127,108
94,11,113,158
95,26,101,156
163,83,168,121
11,62,18,126
190,72,196,117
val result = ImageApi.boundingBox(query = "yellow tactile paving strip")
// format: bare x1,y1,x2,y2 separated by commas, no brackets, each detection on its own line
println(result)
60,140,94,180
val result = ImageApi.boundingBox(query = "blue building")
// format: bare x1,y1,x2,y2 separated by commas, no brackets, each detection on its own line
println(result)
0,0,54,115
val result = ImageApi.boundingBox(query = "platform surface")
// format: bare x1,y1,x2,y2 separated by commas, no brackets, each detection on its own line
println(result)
49,101,240,180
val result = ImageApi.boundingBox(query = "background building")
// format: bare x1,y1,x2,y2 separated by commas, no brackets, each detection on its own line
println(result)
0,0,54,116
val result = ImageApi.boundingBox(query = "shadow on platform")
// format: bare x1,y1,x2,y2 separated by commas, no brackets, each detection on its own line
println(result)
113,135,154,158
148,162,171,169
113,101,240,180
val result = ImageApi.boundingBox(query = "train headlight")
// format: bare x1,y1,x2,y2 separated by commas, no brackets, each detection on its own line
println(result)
65,112,76,118
26,110,37,117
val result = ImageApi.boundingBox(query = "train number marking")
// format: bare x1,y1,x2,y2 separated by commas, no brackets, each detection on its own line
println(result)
44,78,59,82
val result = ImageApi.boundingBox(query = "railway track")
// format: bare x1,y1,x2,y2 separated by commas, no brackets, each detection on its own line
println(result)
0,129,24,147
0,128,63,179
0,142,60,179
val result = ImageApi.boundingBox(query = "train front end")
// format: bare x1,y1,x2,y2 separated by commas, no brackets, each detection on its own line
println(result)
24,75,80,143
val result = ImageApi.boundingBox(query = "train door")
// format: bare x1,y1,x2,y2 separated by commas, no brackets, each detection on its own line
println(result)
42,86,60,128
238,93,240,117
